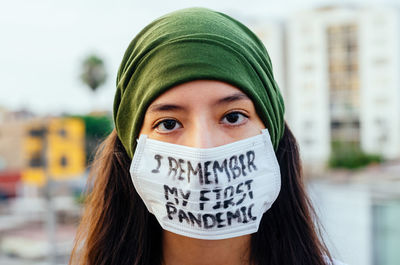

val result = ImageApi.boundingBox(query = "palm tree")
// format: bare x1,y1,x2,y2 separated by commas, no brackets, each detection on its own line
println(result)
80,54,107,92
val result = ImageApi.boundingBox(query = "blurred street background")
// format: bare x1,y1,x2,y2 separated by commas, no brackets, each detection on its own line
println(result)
1,0,400,264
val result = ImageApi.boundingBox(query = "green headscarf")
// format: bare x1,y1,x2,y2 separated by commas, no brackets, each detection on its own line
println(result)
114,7,285,159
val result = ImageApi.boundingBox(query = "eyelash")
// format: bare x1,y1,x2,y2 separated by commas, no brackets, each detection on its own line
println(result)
152,111,249,133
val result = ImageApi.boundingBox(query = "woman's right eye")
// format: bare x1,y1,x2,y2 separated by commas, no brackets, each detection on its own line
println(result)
154,119,182,132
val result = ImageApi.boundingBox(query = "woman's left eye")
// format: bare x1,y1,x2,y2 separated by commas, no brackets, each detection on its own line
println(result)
221,112,248,125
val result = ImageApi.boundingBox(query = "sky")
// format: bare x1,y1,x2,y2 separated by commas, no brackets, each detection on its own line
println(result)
0,0,398,115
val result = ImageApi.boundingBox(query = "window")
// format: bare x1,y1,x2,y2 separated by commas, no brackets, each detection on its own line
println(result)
60,155,68,167
29,127,46,138
29,152,44,168
58,128,67,138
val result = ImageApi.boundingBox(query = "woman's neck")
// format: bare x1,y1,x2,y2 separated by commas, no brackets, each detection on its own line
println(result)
162,231,251,265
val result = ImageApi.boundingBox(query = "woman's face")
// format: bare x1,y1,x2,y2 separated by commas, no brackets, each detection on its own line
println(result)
140,80,265,148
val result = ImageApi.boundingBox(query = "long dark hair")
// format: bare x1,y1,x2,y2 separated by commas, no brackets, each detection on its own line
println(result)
69,122,332,265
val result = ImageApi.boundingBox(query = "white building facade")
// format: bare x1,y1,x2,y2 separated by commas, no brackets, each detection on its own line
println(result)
248,20,287,103
309,163,400,265
287,6,400,168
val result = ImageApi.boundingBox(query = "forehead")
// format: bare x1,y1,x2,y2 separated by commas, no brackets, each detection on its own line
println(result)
149,80,249,105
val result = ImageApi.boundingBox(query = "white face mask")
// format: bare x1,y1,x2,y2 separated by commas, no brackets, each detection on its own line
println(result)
129,129,281,240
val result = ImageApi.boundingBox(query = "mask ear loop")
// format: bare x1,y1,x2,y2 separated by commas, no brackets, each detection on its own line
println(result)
136,134,148,143
260,127,281,214
261,128,269,135
130,134,156,214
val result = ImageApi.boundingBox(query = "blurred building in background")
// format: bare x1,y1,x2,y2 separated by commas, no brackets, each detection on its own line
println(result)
287,6,400,169
0,111,86,263
0,113,85,192
22,118,85,187
310,161,400,265
267,5,400,265
248,19,287,103
0,110,36,198
0,120,25,198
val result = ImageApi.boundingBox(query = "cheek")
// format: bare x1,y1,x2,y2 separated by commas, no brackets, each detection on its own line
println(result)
252,115,265,130
245,117,265,137
139,117,152,136
221,115,265,142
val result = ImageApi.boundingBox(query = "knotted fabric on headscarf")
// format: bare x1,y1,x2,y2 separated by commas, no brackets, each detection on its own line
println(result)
114,7,285,159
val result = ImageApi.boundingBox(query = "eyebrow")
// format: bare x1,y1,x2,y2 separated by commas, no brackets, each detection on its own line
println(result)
147,92,251,113
214,92,251,105
147,103,187,113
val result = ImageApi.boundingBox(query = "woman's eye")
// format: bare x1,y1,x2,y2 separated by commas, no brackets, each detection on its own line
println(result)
155,119,182,132
221,112,248,125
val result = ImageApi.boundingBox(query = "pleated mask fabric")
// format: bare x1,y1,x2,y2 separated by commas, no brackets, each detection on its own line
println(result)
114,7,285,159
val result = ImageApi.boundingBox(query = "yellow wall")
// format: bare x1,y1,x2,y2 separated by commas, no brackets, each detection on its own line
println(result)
22,118,85,186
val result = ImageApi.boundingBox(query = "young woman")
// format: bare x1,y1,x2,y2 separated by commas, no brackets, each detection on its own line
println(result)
70,7,343,265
